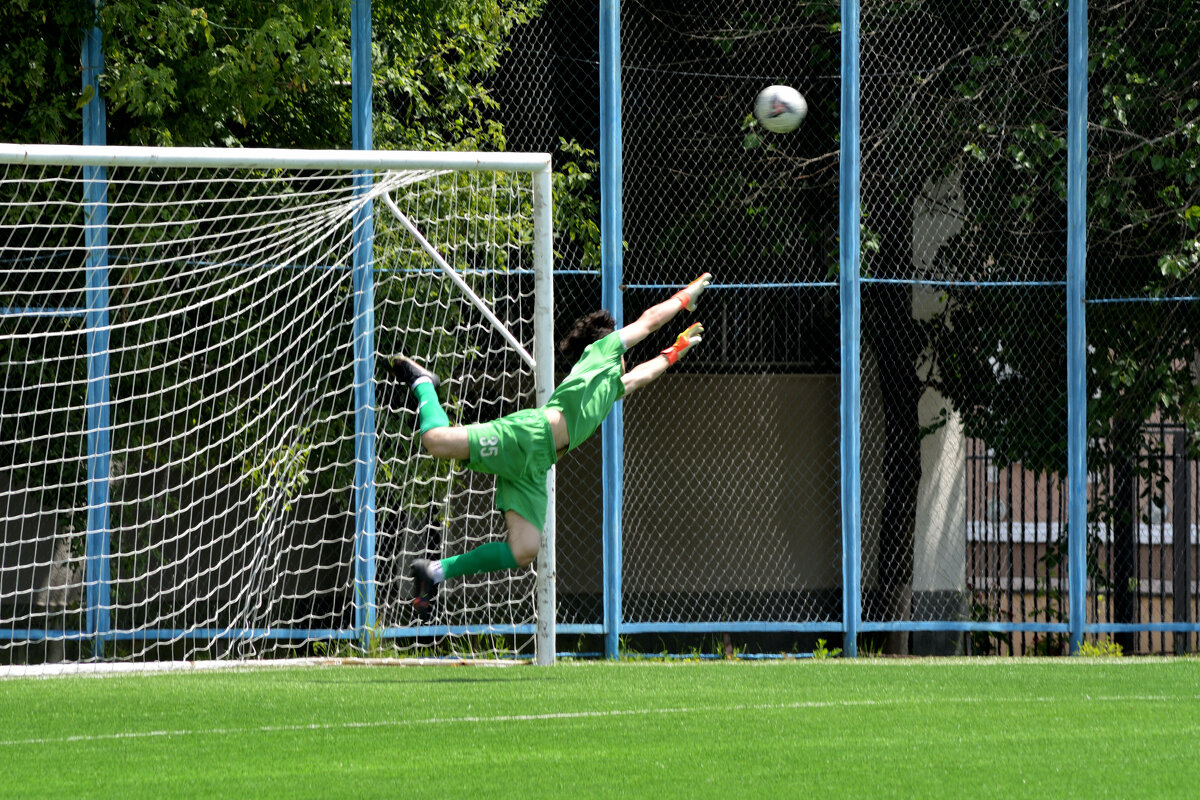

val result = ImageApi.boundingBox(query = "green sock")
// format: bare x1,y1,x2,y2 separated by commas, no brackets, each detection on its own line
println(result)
440,542,519,580
412,379,449,434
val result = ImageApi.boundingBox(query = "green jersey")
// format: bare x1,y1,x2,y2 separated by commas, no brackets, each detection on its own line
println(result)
462,329,626,531
544,330,626,452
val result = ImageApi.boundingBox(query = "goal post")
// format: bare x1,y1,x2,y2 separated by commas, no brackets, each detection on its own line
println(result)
0,143,555,668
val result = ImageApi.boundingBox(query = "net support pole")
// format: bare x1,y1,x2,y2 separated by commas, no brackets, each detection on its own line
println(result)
350,0,377,647
599,0,625,661
838,0,863,659
82,8,111,660
533,165,557,665
381,193,536,370
1066,0,1089,655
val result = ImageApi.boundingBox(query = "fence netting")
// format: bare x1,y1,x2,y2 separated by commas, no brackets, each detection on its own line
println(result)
851,0,1199,655
858,0,1071,653
501,2,844,643
4,0,1197,664
495,2,607,628
1084,1,1200,655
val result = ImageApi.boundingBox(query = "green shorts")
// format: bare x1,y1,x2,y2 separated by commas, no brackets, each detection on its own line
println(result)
466,408,557,531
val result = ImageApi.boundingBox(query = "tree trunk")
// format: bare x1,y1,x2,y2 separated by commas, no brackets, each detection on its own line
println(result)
864,278,924,654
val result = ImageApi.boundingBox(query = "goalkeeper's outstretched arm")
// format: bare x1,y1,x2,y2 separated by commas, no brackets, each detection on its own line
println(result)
622,322,704,395
617,273,712,350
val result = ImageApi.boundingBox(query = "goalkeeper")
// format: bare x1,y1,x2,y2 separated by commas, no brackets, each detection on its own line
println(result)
387,273,712,619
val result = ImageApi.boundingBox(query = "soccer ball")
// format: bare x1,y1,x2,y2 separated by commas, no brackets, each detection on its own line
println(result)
754,85,807,133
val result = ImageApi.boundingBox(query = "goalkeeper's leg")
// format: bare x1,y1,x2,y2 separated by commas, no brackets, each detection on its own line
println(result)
408,511,535,620
417,514,537,585
388,357,539,617
386,355,468,458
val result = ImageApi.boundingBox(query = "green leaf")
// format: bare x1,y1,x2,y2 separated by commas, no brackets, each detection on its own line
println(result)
75,84,94,111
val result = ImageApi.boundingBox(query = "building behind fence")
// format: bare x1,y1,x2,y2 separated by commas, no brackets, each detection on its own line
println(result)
969,424,1199,656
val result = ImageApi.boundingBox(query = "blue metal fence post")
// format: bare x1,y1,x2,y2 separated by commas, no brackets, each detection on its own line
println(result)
82,7,112,660
839,0,863,659
600,0,625,660
1066,0,1089,655
350,0,377,648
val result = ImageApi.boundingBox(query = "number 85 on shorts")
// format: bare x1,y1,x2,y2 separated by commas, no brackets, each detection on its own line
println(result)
465,410,555,479
479,434,500,458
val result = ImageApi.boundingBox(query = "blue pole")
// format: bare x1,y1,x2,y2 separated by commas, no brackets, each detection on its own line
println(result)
1066,0,1088,655
82,10,111,659
350,0,377,646
599,0,624,660
838,0,862,659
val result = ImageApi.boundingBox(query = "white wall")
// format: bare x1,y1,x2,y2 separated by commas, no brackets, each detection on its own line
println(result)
910,171,967,595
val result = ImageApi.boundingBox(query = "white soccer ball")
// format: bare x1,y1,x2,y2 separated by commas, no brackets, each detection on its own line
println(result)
754,85,807,133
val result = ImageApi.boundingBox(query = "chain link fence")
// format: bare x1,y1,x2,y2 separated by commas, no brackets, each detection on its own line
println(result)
495,2,607,629
3,0,1197,662
1082,0,1200,655
498,2,844,649
498,0,1199,656
856,1,1071,654
855,0,1198,655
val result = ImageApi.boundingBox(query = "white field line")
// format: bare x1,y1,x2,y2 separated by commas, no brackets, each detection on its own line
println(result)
0,657,522,680
0,655,1189,679
2,693,1197,749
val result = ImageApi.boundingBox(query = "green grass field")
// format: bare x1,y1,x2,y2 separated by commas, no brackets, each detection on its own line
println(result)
2,658,1198,798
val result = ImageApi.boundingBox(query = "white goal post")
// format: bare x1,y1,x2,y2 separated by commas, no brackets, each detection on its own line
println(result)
0,143,556,668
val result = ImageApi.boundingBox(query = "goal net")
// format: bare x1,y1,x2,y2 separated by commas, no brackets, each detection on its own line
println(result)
0,144,554,670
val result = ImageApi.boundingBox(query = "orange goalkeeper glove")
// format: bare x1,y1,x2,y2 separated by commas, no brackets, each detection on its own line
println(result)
672,273,713,311
659,322,704,366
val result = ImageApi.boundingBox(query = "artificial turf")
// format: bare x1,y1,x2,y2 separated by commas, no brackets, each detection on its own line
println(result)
1,657,1197,798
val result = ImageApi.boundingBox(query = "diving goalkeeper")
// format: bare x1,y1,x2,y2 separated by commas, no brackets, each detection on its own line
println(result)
387,273,712,619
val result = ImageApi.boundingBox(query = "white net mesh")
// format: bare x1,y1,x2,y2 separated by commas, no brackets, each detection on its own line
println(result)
375,169,542,660
0,151,548,667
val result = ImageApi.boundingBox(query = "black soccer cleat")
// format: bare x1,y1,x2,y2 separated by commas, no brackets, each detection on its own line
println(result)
382,356,444,415
387,355,442,392
409,558,438,622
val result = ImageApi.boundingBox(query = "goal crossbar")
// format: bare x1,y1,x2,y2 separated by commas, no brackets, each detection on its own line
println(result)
381,190,536,370
0,143,551,174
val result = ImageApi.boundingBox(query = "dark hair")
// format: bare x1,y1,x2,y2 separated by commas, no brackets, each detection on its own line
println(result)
558,309,615,367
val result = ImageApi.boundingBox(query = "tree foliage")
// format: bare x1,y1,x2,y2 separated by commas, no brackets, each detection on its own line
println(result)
0,0,599,270
0,1,598,622
0,0,544,149
914,0,1200,473
0,0,92,144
